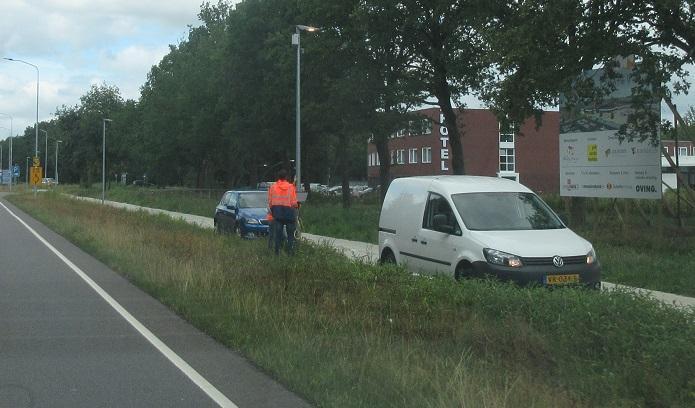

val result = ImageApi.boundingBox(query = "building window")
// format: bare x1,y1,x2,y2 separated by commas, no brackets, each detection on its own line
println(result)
397,149,405,164
422,147,432,163
500,148,515,172
499,122,515,143
368,154,371,167
423,119,432,134
390,150,395,165
409,148,418,164
678,146,688,157
376,154,380,166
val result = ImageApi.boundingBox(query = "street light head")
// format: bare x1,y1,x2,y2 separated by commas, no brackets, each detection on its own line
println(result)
3,57,15,61
104,118,112,122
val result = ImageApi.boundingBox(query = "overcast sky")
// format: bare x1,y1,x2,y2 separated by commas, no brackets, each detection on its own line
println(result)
0,1,693,140
0,0,211,137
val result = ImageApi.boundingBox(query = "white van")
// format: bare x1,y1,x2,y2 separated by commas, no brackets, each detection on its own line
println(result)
378,176,601,287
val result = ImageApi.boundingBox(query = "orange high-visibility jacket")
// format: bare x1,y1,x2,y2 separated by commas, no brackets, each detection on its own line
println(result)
268,180,298,208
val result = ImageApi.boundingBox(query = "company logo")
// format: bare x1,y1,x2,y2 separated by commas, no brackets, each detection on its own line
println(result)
564,179,578,191
636,185,657,193
552,256,564,268
587,144,598,162
563,145,578,161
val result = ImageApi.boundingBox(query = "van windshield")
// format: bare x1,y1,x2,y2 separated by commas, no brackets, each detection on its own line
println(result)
451,192,565,231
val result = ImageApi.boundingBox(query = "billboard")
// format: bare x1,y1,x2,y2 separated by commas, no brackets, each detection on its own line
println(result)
559,66,662,199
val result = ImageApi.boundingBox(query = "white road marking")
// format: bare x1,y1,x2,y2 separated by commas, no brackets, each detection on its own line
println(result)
0,202,238,408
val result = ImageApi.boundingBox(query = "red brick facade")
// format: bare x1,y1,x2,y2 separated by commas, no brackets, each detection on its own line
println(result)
367,108,560,193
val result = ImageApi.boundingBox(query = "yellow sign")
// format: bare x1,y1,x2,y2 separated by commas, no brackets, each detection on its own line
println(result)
30,167,42,186
32,156,40,167
587,144,598,162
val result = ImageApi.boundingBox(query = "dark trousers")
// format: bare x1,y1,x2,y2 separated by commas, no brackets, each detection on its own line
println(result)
267,219,275,250
273,220,296,255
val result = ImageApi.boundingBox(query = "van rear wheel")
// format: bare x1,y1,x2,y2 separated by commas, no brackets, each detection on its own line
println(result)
380,249,396,265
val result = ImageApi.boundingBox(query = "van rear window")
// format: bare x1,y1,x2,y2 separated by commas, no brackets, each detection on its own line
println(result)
451,192,564,231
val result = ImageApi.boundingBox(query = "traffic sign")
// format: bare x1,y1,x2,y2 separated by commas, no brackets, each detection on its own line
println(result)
30,167,42,186
13,165,20,177
32,156,40,167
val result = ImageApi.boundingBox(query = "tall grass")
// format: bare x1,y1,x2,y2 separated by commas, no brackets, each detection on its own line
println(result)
9,192,695,408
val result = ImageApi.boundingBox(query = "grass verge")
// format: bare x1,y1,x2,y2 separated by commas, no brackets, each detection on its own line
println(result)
62,184,695,297
7,192,695,407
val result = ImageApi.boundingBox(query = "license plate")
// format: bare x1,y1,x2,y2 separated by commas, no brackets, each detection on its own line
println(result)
546,274,580,285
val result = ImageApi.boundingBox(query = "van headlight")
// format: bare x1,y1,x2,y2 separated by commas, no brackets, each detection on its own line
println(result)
483,248,523,268
586,248,597,264
246,218,260,224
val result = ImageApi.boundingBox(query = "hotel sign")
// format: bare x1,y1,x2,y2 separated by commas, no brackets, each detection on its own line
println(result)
439,113,449,172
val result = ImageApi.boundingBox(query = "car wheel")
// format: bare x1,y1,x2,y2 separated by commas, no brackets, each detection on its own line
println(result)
215,219,224,234
454,262,473,281
380,249,396,265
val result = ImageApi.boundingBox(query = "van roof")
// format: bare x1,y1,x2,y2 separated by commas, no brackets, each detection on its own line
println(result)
403,176,533,194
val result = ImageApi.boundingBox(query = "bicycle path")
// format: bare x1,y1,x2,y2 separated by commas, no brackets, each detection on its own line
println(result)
69,195,695,310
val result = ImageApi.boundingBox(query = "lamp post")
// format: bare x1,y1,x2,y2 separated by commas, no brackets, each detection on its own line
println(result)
39,129,48,178
5,58,39,194
292,25,319,191
0,113,12,191
102,118,112,204
55,140,62,184
3,58,39,159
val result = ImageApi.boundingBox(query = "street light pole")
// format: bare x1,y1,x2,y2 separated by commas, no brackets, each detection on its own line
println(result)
3,58,38,158
40,129,48,178
102,118,112,204
293,25,319,191
0,113,12,191
5,58,39,195
55,140,62,184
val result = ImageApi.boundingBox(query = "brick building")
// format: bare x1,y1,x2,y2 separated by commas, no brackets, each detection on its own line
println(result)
661,139,695,187
367,108,561,193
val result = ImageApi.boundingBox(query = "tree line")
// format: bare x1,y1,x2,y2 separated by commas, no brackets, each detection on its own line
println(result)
2,0,693,204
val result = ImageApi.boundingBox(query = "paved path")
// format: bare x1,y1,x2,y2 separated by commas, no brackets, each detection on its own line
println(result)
70,195,695,310
0,194,310,408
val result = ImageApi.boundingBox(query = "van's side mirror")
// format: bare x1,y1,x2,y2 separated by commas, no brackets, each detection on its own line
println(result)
433,214,454,234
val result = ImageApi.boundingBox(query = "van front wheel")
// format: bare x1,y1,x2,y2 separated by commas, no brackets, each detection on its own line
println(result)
455,262,473,281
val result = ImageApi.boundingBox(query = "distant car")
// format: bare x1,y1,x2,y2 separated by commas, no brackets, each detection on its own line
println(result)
41,177,56,186
327,186,342,196
132,180,154,187
214,190,270,238
256,181,275,191
354,187,374,197
350,185,370,197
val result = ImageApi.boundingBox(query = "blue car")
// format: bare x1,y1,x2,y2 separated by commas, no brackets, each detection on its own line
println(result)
214,190,270,238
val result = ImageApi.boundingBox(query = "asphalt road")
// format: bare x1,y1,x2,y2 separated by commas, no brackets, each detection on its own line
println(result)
0,194,310,408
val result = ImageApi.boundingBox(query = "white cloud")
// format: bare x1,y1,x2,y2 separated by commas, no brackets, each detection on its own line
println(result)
0,0,212,133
